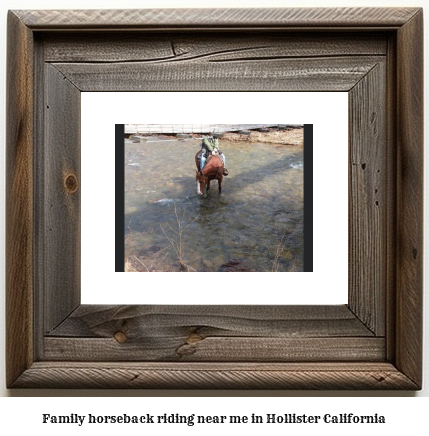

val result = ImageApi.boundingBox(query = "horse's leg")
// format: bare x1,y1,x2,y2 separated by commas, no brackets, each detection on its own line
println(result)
216,168,223,194
207,179,211,191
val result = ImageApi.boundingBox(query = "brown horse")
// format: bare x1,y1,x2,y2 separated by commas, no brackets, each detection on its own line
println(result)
195,151,224,195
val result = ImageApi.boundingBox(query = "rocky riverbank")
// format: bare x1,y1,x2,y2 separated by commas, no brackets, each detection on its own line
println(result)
220,127,303,145
127,126,303,146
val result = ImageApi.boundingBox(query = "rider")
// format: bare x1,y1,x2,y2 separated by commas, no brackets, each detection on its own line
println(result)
200,134,229,176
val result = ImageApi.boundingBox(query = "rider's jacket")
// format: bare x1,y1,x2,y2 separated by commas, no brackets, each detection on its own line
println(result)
202,136,219,154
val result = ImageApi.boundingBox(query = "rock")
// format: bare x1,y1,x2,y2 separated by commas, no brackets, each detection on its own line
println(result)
219,259,255,272
203,259,214,269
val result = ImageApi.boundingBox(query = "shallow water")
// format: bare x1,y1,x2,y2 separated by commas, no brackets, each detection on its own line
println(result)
125,139,304,272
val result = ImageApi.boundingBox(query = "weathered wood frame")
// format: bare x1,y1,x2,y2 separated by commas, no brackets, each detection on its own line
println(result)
6,8,423,389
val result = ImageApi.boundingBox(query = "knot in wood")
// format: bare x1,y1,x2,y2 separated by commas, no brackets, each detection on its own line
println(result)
186,333,203,344
114,331,128,343
65,174,78,193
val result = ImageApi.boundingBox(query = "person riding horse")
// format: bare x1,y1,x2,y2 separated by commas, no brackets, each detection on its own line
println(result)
200,135,228,176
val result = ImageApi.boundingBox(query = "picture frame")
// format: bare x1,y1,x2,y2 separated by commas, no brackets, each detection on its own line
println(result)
6,7,423,389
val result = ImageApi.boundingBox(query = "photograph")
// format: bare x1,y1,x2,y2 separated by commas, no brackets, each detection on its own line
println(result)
122,124,307,273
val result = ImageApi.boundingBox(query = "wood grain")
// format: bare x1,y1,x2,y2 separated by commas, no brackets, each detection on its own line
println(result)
44,305,380,361
11,362,419,390
395,9,423,388
47,305,374,338
44,337,385,362
33,37,46,361
43,64,81,333
14,8,420,29
348,61,386,335
42,33,387,63
52,56,384,92
6,11,34,388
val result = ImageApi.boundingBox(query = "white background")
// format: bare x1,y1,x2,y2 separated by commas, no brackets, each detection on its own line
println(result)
0,0,428,429
81,92,348,305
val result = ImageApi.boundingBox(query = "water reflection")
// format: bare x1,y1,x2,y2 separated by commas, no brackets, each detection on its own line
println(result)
125,139,304,272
